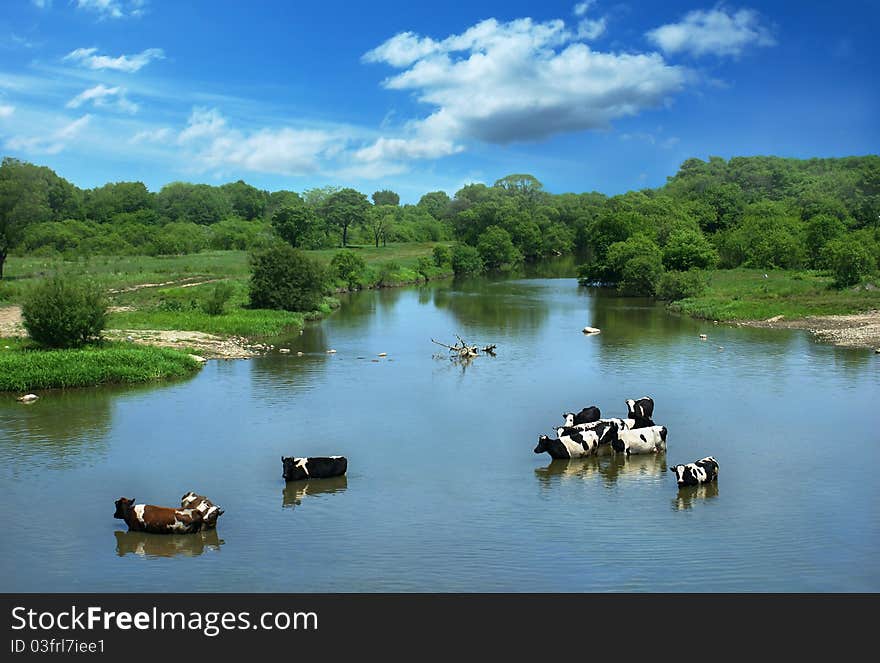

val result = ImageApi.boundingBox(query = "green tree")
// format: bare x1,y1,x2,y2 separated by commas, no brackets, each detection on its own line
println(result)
157,182,232,225
657,270,708,300
619,254,664,296
477,225,521,269
367,205,397,247
450,244,484,275
21,275,108,347
272,205,322,248
606,235,663,282
417,191,451,220
330,250,367,290
822,239,875,287
221,180,267,220
372,190,400,207
319,188,370,247
662,229,718,271
805,214,847,267
433,245,451,267
249,244,327,312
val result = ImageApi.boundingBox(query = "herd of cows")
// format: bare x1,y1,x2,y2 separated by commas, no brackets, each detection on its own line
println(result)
534,396,720,489
113,396,718,536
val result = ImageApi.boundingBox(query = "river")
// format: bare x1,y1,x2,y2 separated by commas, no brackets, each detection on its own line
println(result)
1,269,878,591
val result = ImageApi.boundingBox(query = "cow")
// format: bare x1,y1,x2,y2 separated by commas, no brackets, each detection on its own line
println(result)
611,425,668,456
561,406,601,427
556,420,620,448
625,396,654,424
282,455,348,481
669,457,719,487
180,492,224,529
534,429,601,459
113,497,204,534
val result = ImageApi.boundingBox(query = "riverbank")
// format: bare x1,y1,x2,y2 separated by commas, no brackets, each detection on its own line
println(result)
669,268,880,350
0,337,202,392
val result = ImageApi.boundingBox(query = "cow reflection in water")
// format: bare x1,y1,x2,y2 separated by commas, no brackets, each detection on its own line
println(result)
114,529,224,558
673,482,719,511
282,475,348,509
600,453,666,486
534,457,602,488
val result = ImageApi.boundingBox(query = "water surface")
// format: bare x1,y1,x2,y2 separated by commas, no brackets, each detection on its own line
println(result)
1,273,877,592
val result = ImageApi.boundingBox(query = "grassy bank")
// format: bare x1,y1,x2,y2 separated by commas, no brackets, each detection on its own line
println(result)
670,269,880,321
2,243,450,339
0,338,202,392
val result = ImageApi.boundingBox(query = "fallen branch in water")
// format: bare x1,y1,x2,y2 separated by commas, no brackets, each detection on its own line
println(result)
431,335,497,360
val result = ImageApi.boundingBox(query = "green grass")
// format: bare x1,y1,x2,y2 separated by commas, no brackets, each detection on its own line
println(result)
670,268,880,321
0,339,202,392
108,308,305,337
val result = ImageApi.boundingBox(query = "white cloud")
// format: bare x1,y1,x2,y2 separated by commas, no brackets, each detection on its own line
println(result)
75,0,147,19
572,1,606,40
573,1,595,17
130,127,172,144
67,84,138,113
177,107,344,176
0,105,14,118
6,114,91,154
364,16,685,153
646,7,775,58
63,47,164,72
31,0,51,8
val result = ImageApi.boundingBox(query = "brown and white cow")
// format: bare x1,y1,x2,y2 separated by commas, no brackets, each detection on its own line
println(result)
113,497,204,534
180,492,224,529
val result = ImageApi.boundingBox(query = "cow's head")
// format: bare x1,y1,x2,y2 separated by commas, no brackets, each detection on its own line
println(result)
562,413,575,427
598,421,619,445
114,497,135,519
660,426,668,442
535,435,551,454
669,465,690,485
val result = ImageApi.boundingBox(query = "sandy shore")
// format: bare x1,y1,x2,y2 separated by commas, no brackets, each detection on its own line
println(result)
735,310,880,350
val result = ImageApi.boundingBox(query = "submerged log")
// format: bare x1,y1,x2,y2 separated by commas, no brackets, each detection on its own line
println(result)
431,335,497,361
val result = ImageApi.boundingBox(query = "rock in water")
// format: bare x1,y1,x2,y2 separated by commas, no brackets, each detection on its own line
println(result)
582,326,601,334
17,394,39,403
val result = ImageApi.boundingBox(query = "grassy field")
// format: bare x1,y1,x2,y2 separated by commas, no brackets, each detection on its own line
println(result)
0,338,201,392
1,243,450,338
670,269,880,321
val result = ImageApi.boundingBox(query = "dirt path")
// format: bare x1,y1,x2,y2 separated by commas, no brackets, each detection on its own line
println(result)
0,305,264,359
107,277,220,294
735,310,880,350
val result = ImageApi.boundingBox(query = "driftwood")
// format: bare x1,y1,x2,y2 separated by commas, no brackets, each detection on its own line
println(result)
431,335,497,361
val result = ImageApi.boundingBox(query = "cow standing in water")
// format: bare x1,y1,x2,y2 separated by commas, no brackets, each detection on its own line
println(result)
625,396,655,427
282,456,348,481
562,406,601,427
180,492,225,530
113,497,204,534
611,425,668,455
534,429,601,459
670,457,719,486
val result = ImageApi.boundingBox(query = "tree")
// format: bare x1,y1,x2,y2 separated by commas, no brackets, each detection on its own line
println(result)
417,191,451,220
330,250,367,290
249,244,327,312
157,182,232,225
493,174,545,207
84,181,153,223
272,205,322,248
477,225,521,269
450,244,483,275
605,234,663,282
21,275,108,347
619,254,664,296
805,214,846,267
372,190,399,207
319,188,370,247
822,239,875,288
662,229,718,271
0,159,56,278
433,245,451,267
221,180,267,220
367,205,397,248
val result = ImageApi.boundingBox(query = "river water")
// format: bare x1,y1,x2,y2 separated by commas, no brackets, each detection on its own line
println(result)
1,271,878,591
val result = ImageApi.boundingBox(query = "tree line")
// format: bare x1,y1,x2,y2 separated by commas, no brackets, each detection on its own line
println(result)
1,154,878,290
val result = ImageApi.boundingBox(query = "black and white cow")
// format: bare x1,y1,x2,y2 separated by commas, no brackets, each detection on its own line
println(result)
561,405,601,427
556,420,620,448
534,429,601,459
611,425,668,455
669,457,719,486
625,396,654,426
282,456,348,481
180,492,224,530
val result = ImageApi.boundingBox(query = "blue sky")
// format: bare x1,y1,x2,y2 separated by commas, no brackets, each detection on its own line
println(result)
1,1,877,202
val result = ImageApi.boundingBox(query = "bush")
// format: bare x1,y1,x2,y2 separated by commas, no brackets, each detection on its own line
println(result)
21,275,108,348
477,225,522,269
330,250,367,290
822,239,875,288
450,244,484,275
201,281,235,315
662,229,718,271
433,245,451,267
249,244,327,312
657,270,708,301
618,254,664,296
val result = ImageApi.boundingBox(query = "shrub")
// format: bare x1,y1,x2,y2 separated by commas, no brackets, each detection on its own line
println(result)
417,256,433,281
249,244,327,312
657,270,708,301
433,245,451,267
21,275,108,348
377,261,402,286
330,250,367,290
822,239,875,288
618,254,664,296
201,281,235,315
450,244,484,275
662,229,718,271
